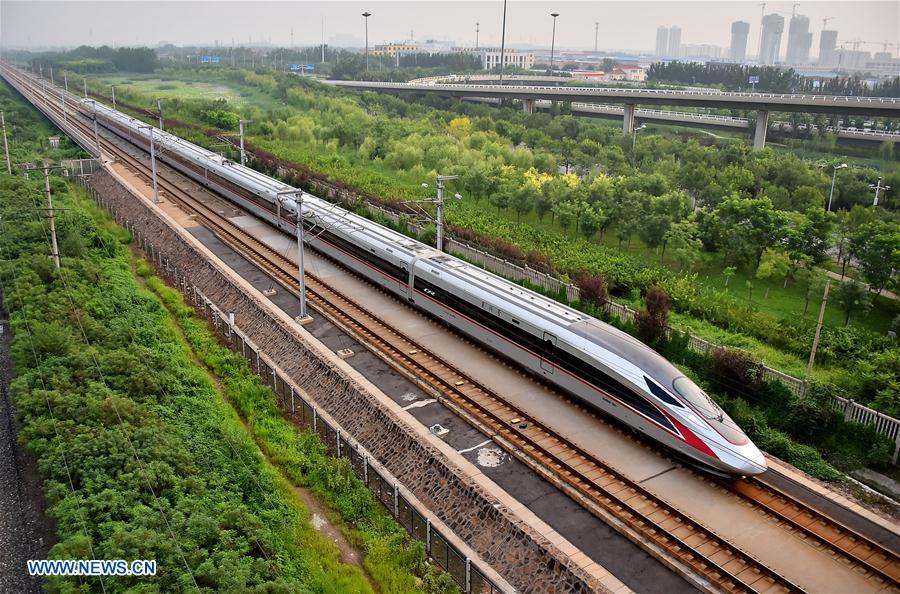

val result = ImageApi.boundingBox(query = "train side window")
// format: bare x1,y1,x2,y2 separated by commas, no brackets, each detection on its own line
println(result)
645,377,684,408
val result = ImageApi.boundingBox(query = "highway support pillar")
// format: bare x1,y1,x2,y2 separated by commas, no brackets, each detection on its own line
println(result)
753,110,769,150
521,98,535,114
623,102,636,135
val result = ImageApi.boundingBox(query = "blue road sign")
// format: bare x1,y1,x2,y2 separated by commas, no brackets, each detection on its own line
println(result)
305,64,315,71
201,56,210,63
290,64,301,71
748,75,760,84
211,56,220,64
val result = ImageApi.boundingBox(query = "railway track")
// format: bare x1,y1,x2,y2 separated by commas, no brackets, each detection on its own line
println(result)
7,63,900,594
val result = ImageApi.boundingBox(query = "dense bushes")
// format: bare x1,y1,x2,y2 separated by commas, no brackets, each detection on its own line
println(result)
0,172,423,592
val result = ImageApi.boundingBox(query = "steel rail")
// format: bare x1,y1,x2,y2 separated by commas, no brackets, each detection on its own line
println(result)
8,62,898,594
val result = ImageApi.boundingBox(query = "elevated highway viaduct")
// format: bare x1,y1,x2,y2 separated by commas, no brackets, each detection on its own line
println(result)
325,79,900,149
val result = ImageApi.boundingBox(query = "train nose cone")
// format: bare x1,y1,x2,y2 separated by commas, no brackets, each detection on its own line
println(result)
739,442,768,475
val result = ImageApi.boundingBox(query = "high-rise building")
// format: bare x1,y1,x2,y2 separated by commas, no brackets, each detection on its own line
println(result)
655,26,669,57
819,30,838,67
785,15,813,65
730,21,750,62
682,44,723,60
759,13,784,65
667,26,682,58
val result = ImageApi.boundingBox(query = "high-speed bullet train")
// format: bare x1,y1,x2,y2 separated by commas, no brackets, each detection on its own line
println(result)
8,64,766,476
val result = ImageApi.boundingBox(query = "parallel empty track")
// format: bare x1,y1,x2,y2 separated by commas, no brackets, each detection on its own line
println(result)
7,63,900,594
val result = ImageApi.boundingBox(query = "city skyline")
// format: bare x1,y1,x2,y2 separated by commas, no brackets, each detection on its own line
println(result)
2,1,897,60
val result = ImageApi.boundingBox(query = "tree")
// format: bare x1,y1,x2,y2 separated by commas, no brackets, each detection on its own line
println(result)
552,200,579,235
723,266,737,289
448,116,472,138
711,195,786,270
849,222,900,295
509,184,537,222
797,267,827,316
785,208,835,265
579,204,606,240
834,280,872,325
756,248,791,289
636,287,671,347
665,218,703,271
576,273,609,310
489,182,512,215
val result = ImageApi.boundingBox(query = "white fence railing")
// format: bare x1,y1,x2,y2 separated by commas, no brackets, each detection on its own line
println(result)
365,202,900,462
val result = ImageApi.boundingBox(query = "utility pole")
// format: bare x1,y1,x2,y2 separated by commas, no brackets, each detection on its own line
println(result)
594,22,599,52
49,65,54,86
869,177,891,206
827,163,847,211
802,279,831,396
42,165,61,271
418,175,460,251
549,13,560,75
238,119,250,166
139,125,160,203
475,21,480,49
83,77,87,98
1,111,11,175
111,85,116,110
156,98,164,131
87,100,101,155
321,15,326,63
362,12,372,73
278,190,310,322
498,0,508,85
58,70,68,125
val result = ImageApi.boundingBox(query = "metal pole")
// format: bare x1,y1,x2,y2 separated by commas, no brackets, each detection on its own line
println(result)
83,77,87,98
239,120,247,166
43,166,61,271
49,66,54,85
0,112,10,175
498,0,508,85
148,127,160,203
828,166,838,211
111,85,116,110
436,177,444,251
156,98,164,131
362,12,371,73
295,198,308,319
321,15,326,63
870,177,890,207
550,13,559,74
91,102,100,155
802,279,830,396
594,22,599,52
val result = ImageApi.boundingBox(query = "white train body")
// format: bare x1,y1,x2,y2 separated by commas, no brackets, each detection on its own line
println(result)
80,93,765,476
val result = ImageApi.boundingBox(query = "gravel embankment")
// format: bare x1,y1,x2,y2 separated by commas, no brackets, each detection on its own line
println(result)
0,299,54,593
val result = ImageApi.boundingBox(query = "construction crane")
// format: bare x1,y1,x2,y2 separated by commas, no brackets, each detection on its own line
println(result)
822,16,835,29
791,1,800,17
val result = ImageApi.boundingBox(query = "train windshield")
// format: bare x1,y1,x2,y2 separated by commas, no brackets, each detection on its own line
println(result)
672,377,722,421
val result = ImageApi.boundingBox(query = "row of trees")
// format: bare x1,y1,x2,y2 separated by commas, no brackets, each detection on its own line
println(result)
648,61,900,97
19,45,159,73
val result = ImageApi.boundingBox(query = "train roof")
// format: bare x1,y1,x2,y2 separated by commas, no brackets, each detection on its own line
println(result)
568,319,682,386
425,253,588,327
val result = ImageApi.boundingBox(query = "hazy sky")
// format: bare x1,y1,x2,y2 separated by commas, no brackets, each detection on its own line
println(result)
1,1,898,57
